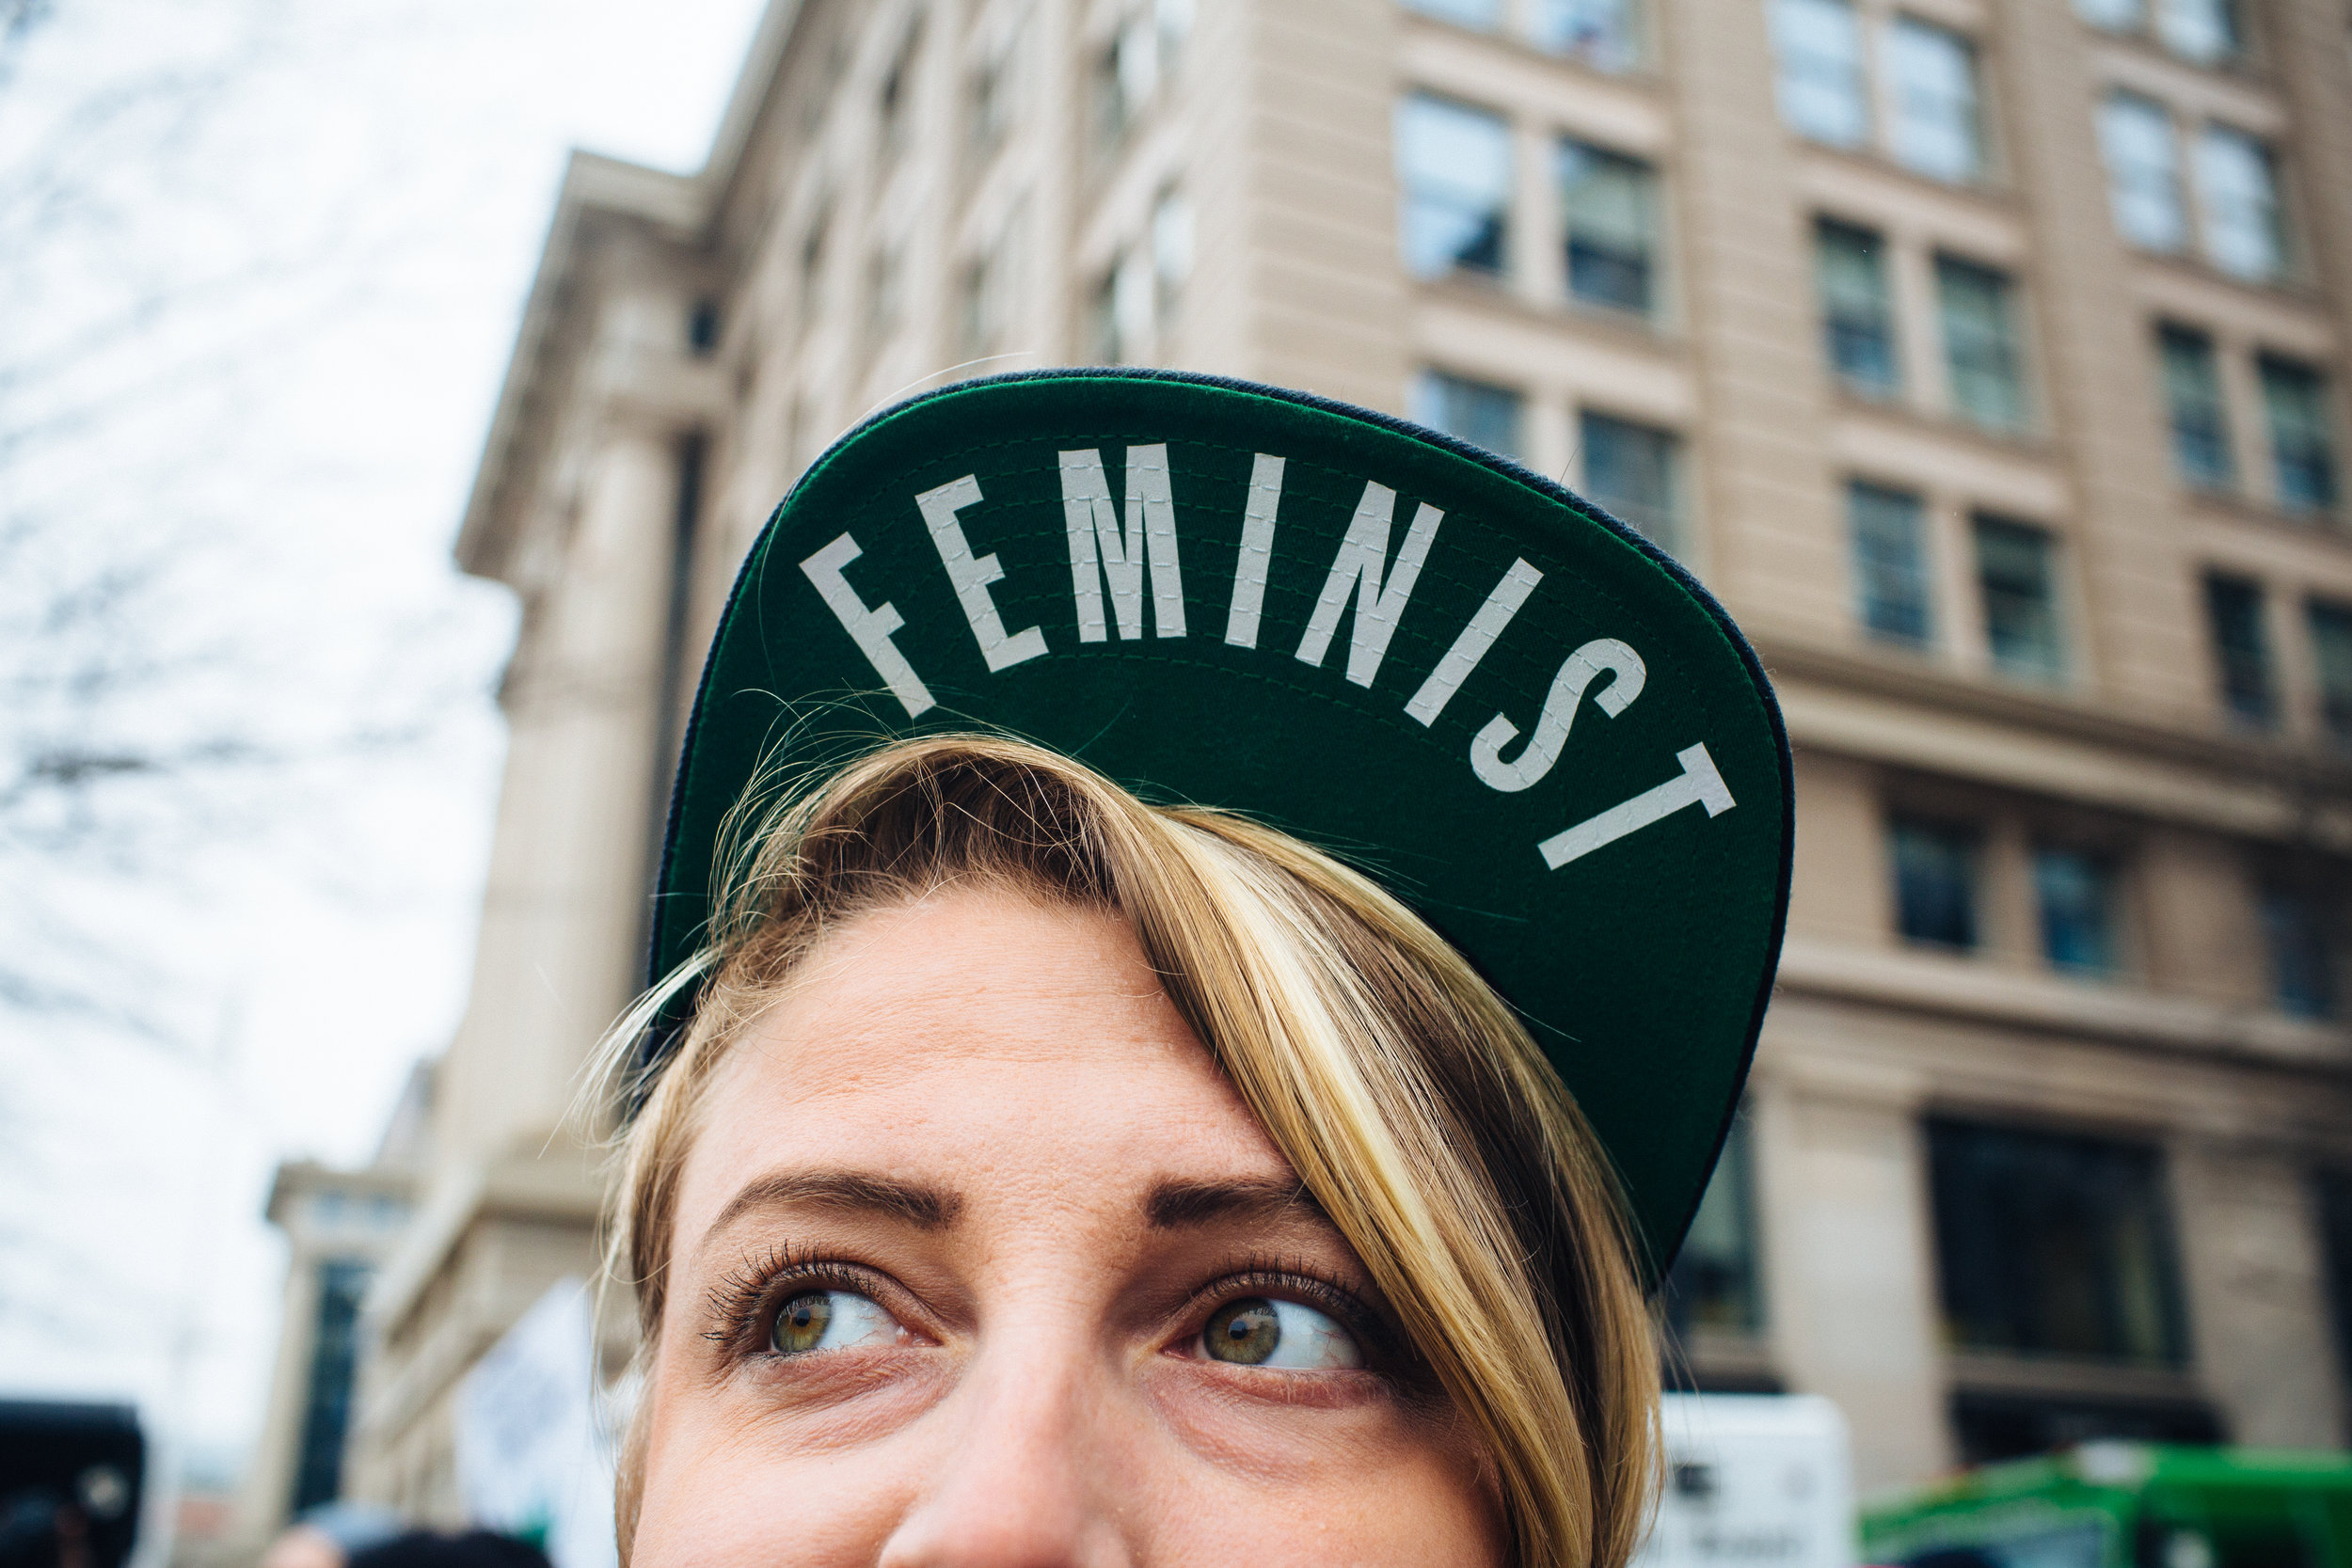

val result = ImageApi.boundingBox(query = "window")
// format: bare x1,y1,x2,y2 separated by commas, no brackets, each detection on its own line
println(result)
1397,94,1511,281
1975,515,2064,682
1937,255,2028,433
878,25,920,157
290,1259,373,1513
2261,887,2336,1018
2074,0,2143,34
2157,324,2234,487
1581,412,1680,550
866,244,905,339
1891,817,1979,948
2203,571,2276,727
969,26,1020,150
798,204,832,328
2317,1171,2352,1398
1097,5,1175,150
2196,126,2285,282
1560,141,1658,314
687,299,721,356
1152,188,1193,341
1817,219,1900,398
2309,599,2352,752
2154,0,2240,64
2036,847,2120,973
1665,1112,1763,1338
1413,372,1524,460
1536,0,1642,70
1406,0,1502,24
2098,93,2187,253
1884,18,1984,182
2076,0,2239,61
1772,0,1868,148
1929,1120,2187,1366
1851,481,1933,647
2258,356,2338,514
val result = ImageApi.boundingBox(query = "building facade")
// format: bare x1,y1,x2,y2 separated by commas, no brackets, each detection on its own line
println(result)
349,0,2352,1513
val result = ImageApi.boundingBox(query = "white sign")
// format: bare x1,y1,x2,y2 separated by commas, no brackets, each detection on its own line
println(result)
1632,1394,1859,1568
454,1279,619,1568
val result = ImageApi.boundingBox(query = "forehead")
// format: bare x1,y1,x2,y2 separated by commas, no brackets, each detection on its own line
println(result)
671,888,1294,1238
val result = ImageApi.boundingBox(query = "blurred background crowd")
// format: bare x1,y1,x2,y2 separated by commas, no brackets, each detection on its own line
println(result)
2,0,2349,1562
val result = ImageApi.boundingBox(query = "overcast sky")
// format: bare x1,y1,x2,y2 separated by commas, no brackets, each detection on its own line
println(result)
0,0,768,1483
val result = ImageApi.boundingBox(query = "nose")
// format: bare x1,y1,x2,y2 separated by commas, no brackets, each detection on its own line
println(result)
876,1335,1137,1568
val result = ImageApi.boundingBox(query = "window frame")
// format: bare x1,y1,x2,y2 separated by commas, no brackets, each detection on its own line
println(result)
1850,478,1937,649
1972,513,2068,685
1579,408,1684,553
1816,216,1903,400
2155,321,2236,490
1395,90,1516,284
1558,137,1661,318
1934,251,2033,435
2202,569,2279,729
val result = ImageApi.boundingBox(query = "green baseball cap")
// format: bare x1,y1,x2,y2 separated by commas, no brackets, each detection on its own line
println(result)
648,369,1790,1274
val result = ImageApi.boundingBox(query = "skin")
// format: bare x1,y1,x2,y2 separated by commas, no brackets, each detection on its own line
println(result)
633,886,1506,1568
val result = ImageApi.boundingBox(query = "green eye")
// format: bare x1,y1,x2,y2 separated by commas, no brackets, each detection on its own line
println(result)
1201,1296,1364,1370
1204,1298,1282,1364
769,1290,898,1355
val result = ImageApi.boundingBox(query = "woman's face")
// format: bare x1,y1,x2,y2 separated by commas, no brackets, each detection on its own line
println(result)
634,886,1503,1566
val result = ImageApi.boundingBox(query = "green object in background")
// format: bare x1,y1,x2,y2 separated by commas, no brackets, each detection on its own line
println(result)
647,369,1793,1276
1863,1446,2352,1568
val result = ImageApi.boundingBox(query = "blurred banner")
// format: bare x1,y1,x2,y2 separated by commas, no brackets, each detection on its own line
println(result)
453,1282,617,1568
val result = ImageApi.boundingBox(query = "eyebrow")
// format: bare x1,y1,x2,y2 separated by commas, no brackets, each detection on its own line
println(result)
1145,1176,1316,1230
703,1169,965,1246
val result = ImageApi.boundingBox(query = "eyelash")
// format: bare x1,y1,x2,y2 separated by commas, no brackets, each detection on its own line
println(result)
703,1243,898,1357
704,1244,1388,1372
1182,1255,1391,1366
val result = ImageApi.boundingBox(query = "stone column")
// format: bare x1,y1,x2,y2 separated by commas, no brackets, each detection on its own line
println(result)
2169,1138,2348,1447
1754,1057,1953,1489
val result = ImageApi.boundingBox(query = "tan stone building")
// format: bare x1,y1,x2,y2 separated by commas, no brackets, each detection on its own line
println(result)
344,0,2352,1515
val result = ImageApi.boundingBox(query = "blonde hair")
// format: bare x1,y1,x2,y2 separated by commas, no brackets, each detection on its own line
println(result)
596,734,1659,1568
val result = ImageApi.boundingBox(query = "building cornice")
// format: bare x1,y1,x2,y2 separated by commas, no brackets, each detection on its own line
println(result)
1757,632,2352,849
454,152,711,586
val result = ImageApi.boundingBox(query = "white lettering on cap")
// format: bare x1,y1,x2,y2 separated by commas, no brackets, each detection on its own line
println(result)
1405,558,1542,726
1295,481,1442,689
917,475,1048,673
1537,743,1735,868
1060,445,1187,642
800,532,936,718
1470,638,1645,793
1223,453,1285,650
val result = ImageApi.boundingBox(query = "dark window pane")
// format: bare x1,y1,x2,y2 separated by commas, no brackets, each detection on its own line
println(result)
2259,356,2339,515
290,1258,373,1514
2203,573,2275,728
2036,847,2119,974
1411,370,1524,460
1949,1393,2220,1467
1929,1120,2188,1366
2309,599,2352,753
1818,220,1899,398
2157,325,2233,488
1397,94,1511,280
1581,411,1679,551
1937,255,2028,433
1666,1112,1763,1337
1892,817,1979,949
1975,515,2064,682
1561,140,1656,315
1851,482,1933,646
2261,887,2336,1019
2317,1170,2352,1407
